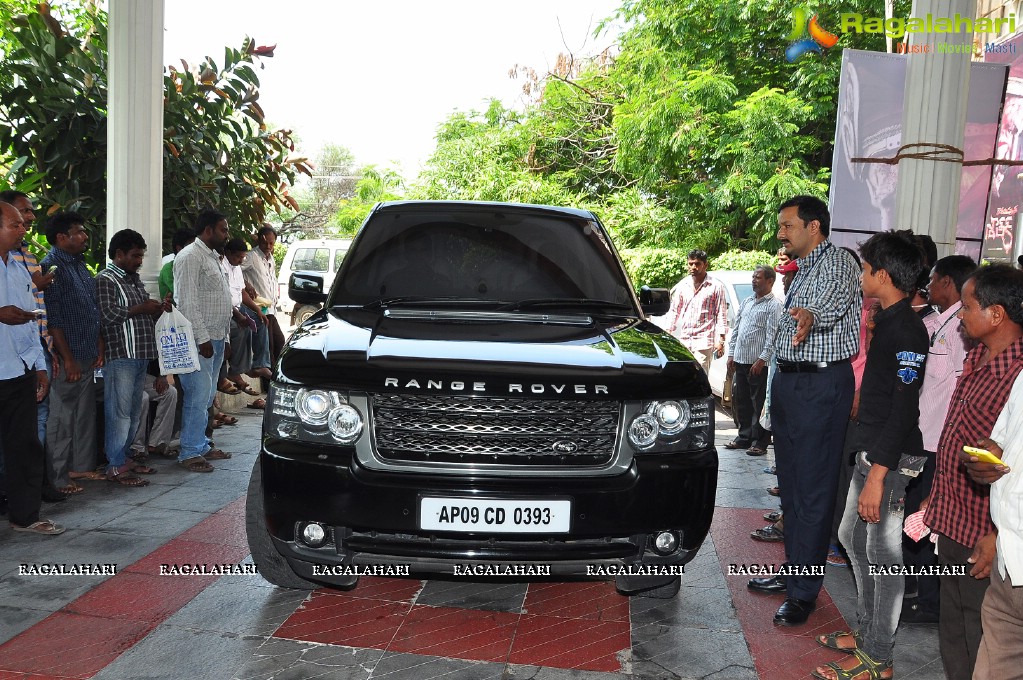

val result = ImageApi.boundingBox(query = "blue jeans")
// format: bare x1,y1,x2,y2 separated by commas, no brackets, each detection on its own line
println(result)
177,339,225,461
103,358,149,473
241,306,271,370
838,451,917,663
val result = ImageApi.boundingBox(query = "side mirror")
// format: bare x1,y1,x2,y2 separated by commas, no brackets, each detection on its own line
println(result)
289,271,328,305
640,285,670,316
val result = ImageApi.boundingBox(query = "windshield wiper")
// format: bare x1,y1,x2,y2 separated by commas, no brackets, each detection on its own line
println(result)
355,297,511,310
499,298,636,313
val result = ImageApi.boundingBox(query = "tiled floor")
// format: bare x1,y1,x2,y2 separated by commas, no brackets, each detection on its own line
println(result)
0,401,947,680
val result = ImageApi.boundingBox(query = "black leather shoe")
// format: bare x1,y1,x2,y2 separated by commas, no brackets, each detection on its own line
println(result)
747,575,787,593
774,597,816,626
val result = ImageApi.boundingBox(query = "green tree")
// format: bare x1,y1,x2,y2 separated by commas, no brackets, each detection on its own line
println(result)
0,2,307,263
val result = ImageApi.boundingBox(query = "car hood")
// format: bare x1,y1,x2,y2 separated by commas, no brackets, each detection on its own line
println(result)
276,308,709,400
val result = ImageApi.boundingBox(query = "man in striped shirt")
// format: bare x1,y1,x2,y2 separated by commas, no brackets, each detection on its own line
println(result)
96,229,170,487
725,265,782,456
660,249,727,372
747,195,861,627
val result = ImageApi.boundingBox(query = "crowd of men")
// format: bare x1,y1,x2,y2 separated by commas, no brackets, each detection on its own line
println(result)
660,195,1023,680
0,197,283,535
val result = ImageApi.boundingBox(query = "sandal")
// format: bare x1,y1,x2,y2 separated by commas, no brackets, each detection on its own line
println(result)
217,380,240,395
746,446,767,456
69,470,106,481
107,472,149,487
179,456,214,472
130,463,157,475
246,398,266,409
11,519,66,535
215,413,239,426
812,649,892,680
129,449,149,463
233,382,261,396
816,630,861,653
203,448,232,460
57,482,85,495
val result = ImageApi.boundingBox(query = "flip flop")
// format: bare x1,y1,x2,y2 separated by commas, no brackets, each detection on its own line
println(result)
246,398,266,409
11,519,66,535
203,448,232,460
130,463,157,475
57,483,85,495
215,413,239,426
107,473,149,487
179,456,214,472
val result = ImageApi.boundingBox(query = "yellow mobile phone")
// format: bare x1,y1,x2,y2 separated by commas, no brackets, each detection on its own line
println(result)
963,446,1006,466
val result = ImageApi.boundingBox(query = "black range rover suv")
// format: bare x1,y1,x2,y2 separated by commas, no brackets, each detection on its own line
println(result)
246,201,718,596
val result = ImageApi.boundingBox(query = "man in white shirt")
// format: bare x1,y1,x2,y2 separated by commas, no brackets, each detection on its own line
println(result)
241,225,285,368
962,371,1023,679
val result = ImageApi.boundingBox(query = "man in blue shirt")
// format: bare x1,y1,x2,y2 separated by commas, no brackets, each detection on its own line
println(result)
0,201,64,535
42,212,103,494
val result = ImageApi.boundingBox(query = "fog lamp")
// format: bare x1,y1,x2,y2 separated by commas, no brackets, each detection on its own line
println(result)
300,522,328,547
653,531,679,555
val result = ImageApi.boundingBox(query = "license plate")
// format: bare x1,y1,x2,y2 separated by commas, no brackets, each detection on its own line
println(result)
420,497,570,533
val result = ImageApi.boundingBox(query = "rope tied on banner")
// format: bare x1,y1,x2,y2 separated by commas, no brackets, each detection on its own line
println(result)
851,142,1023,167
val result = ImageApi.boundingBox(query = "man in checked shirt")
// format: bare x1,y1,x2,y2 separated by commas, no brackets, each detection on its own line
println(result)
922,264,1023,680
746,195,862,627
658,249,727,373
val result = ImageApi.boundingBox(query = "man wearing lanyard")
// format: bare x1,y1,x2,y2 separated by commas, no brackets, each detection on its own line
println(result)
746,195,861,626
0,201,64,535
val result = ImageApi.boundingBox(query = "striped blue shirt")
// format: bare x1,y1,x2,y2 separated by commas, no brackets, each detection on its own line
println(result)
775,240,861,363
727,292,783,364
41,246,100,362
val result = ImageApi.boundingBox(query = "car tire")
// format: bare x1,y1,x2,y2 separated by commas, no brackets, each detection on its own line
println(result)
291,304,320,326
245,458,316,590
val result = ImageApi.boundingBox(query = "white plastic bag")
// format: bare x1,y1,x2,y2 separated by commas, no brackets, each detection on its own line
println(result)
155,307,200,375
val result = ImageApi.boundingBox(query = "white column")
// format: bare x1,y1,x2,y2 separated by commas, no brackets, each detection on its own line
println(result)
107,0,165,293
894,0,977,258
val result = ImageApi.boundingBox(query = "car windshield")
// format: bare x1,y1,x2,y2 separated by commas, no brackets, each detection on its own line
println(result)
332,207,635,312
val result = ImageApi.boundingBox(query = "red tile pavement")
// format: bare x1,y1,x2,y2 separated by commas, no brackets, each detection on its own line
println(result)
389,606,519,662
272,591,412,649
0,613,155,679
510,614,630,671
0,672,76,680
0,501,249,679
710,507,850,680
522,581,630,621
332,576,425,603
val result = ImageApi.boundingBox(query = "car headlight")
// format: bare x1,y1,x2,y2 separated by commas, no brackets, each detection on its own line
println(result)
268,383,364,445
627,397,713,452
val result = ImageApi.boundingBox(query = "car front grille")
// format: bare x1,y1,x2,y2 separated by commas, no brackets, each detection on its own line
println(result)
371,393,620,466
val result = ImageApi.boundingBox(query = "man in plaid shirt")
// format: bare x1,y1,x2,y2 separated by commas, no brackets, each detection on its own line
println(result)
658,249,727,372
922,264,1023,680
96,229,171,487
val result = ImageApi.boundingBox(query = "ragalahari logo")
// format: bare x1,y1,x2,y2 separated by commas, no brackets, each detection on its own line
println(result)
786,7,840,61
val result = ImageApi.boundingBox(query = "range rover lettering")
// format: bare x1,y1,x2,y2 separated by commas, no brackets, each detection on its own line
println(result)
246,201,718,597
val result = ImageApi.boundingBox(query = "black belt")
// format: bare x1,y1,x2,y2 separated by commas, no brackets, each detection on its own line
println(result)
776,358,850,373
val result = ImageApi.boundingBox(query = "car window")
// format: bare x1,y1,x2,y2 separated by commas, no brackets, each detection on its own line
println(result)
292,247,330,272
335,210,633,307
332,248,348,273
734,283,754,306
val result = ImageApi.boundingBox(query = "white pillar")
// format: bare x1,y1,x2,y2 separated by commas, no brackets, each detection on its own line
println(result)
894,0,977,258
107,0,165,293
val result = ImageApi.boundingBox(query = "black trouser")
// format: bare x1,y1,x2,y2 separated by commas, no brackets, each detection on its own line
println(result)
903,450,939,611
0,371,44,527
938,536,990,680
731,362,770,448
772,362,855,602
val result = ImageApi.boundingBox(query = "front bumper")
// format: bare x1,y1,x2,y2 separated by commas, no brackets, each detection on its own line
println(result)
259,440,717,588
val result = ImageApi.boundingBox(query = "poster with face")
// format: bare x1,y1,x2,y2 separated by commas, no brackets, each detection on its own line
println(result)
982,32,1023,262
830,49,1006,261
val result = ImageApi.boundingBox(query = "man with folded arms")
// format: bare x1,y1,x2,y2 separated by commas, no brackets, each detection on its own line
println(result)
746,195,861,627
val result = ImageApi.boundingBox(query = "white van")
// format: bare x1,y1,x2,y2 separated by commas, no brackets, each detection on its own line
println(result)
277,238,352,324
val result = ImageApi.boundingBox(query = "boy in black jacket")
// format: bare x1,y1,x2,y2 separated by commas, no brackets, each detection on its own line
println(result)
811,231,929,680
